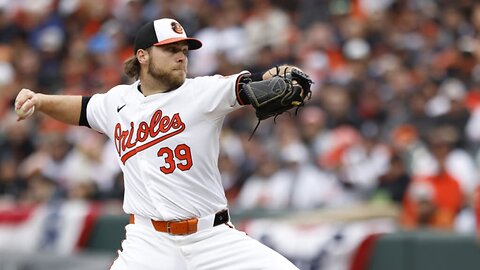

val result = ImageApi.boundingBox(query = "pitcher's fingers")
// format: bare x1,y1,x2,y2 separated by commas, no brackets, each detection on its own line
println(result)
16,99,34,121
15,89,35,110
22,99,35,112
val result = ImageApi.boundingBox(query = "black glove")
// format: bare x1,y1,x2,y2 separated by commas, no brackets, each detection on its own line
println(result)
242,67,313,120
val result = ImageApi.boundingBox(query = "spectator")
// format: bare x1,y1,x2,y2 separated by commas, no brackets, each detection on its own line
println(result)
237,138,348,211
401,172,463,230
189,1,248,76
373,153,411,204
298,105,329,160
401,125,465,230
243,0,291,63
0,154,27,201
330,123,391,204
234,153,284,210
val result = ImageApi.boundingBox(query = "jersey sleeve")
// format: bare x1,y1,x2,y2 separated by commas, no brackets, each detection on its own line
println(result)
86,92,109,134
196,71,250,117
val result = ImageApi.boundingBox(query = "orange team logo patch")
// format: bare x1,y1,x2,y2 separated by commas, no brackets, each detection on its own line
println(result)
171,22,184,34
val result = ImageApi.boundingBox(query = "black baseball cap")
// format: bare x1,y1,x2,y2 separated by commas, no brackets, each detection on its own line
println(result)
133,18,202,53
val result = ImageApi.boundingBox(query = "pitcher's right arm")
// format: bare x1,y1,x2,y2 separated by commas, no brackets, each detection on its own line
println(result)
14,88,88,126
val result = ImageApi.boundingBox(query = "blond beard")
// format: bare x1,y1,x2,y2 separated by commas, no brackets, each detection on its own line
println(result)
147,61,186,91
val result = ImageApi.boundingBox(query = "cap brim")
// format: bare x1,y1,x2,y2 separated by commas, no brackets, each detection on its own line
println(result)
153,37,202,50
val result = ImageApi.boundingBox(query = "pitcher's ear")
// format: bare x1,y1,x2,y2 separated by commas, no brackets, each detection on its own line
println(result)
136,49,149,64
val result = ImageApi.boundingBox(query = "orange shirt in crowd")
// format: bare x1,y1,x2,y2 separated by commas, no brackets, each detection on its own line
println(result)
402,171,463,230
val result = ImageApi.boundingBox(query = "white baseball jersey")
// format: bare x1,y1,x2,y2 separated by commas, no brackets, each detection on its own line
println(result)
86,72,248,221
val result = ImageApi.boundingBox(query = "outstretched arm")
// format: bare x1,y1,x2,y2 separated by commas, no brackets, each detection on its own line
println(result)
15,88,84,125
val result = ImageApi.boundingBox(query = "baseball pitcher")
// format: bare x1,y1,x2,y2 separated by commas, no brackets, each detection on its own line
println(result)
14,18,312,270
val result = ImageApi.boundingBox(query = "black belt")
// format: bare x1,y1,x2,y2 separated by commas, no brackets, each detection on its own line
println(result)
213,209,229,226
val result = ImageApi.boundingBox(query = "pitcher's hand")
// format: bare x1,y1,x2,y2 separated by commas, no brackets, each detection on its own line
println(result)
15,88,37,121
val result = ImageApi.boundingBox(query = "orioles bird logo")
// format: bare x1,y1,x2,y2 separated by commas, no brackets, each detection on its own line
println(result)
171,22,184,34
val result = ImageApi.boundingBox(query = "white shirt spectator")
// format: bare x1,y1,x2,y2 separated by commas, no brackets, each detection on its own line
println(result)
189,19,248,76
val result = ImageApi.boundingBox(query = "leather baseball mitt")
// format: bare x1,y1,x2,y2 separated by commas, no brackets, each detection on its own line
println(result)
242,66,313,121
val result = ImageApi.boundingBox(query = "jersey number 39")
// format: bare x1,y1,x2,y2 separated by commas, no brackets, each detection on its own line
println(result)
157,144,193,174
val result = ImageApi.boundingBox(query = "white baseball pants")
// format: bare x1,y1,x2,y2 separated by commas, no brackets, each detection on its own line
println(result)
110,222,299,270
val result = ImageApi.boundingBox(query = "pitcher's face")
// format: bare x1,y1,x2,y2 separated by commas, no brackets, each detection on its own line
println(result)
148,42,188,91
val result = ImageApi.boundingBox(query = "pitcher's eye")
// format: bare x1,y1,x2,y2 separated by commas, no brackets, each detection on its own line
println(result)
166,47,176,53
164,46,188,55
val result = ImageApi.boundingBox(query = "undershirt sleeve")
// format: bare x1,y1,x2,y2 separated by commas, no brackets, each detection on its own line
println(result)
79,96,91,127
235,72,263,105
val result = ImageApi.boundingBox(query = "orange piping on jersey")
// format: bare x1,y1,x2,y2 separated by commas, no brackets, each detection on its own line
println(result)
235,74,247,105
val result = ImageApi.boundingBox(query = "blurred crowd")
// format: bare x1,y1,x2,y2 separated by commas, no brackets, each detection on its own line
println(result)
1,0,480,233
